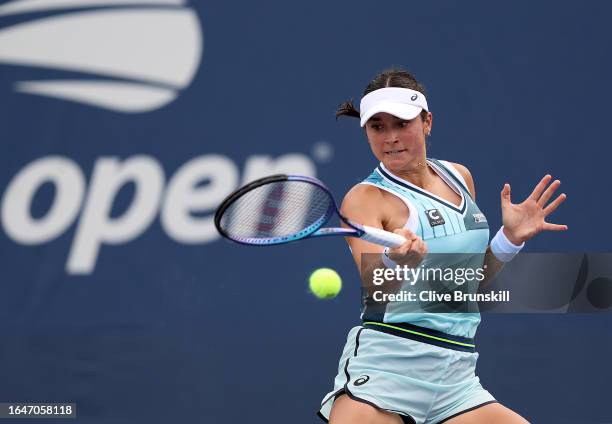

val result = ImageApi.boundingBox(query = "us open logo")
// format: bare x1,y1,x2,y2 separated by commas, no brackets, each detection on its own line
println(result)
0,0,203,113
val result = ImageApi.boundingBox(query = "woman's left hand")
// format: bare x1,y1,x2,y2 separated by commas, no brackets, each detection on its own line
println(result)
500,174,568,245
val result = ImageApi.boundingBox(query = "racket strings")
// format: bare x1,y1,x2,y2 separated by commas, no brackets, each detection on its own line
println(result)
219,180,332,241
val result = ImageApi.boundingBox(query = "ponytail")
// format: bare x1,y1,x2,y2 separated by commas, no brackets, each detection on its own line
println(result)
335,99,360,120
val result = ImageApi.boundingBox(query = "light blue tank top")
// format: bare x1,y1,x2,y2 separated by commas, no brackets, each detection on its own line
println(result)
359,158,490,338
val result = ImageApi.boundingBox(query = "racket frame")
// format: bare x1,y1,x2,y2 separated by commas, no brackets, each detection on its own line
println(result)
214,174,365,246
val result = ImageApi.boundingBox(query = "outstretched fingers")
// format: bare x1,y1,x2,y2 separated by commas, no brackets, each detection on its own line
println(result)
540,181,568,232
500,183,512,205
543,192,567,216
537,179,561,206
543,222,568,231
528,174,552,202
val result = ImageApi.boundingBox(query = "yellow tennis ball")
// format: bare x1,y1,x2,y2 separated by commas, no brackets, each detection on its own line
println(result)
309,268,342,299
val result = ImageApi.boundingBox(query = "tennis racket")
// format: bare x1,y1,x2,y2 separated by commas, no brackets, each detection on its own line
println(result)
214,174,407,247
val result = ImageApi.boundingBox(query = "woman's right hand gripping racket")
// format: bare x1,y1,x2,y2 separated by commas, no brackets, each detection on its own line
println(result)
214,174,407,247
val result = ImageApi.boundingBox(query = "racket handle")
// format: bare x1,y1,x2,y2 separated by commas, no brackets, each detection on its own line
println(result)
360,225,406,248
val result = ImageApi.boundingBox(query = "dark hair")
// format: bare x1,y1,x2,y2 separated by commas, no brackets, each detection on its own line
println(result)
336,67,428,121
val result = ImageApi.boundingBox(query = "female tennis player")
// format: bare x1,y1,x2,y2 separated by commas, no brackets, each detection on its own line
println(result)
317,69,567,424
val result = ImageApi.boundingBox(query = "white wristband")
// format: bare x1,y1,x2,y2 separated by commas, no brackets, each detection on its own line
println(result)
381,247,399,269
490,226,525,262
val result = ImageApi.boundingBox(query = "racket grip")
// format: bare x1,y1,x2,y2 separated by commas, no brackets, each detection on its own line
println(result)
360,225,406,248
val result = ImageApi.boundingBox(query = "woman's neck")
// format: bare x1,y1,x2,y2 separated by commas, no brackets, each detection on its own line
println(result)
384,159,434,188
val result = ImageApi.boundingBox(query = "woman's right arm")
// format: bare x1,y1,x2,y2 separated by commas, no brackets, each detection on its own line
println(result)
340,185,427,288
340,184,387,271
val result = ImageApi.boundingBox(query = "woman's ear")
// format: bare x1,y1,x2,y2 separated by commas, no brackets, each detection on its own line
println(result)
425,112,433,135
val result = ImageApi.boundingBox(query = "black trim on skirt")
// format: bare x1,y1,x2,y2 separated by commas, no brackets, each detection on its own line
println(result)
317,327,418,424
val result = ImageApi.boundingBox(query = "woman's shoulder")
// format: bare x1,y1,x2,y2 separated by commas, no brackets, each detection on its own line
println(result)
342,182,385,206
437,160,476,198
435,158,468,175
340,182,394,224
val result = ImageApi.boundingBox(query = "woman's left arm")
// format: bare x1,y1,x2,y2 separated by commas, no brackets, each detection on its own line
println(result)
450,163,568,285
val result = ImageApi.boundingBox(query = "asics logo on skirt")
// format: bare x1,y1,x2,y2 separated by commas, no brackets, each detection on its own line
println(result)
354,375,370,386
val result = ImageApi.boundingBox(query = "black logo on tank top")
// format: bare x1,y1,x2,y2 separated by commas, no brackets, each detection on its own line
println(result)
425,209,445,227
354,375,370,386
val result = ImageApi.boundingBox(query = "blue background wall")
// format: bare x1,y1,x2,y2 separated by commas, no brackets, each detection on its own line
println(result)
0,1,610,423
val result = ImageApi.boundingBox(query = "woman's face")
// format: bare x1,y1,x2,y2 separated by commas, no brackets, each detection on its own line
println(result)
364,112,432,171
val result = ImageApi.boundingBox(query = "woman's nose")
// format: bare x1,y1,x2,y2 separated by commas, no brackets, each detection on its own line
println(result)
386,129,400,143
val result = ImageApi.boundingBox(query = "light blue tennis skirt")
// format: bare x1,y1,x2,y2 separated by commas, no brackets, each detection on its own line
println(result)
318,325,496,424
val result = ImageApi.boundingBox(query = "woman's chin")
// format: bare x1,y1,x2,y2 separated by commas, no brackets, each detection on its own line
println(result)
382,153,411,169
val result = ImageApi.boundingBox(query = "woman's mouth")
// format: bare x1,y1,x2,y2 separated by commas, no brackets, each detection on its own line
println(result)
385,149,407,156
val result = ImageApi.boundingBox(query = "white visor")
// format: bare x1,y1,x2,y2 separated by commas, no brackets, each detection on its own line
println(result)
359,87,429,127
